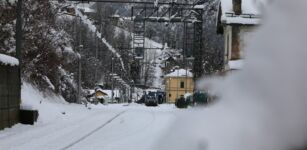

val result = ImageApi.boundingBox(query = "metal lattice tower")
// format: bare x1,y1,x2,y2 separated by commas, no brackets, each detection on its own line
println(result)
193,9,204,79
68,0,205,83
133,20,145,59
131,4,204,80
183,22,194,58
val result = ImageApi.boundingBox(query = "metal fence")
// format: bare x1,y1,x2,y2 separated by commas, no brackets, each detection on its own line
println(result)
0,64,20,130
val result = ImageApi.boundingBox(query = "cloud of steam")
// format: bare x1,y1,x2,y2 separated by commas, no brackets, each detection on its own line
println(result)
155,0,307,150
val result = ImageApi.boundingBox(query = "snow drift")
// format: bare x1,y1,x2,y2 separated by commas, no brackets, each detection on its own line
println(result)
21,83,70,124
156,0,307,150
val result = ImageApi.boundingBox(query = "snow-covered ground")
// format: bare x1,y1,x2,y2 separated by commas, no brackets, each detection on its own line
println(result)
0,83,179,150
0,104,177,150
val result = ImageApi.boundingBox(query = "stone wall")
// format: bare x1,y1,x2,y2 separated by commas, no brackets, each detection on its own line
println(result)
0,64,20,130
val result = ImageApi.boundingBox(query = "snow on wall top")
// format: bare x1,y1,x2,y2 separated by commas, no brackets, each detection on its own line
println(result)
165,69,193,78
0,54,19,66
229,59,244,70
220,0,263,25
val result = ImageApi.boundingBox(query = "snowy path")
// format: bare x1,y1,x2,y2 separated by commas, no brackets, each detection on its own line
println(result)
66,106,176,150
61,111,126,150
0,104,177,150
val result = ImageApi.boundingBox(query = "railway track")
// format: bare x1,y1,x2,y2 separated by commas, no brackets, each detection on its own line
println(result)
60,111,126,150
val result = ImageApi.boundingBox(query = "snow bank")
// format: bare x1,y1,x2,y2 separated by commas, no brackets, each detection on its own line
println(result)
0,54,19,66
20,82,125,124
21,83,70,123
229,59,244,70
157,1,307,150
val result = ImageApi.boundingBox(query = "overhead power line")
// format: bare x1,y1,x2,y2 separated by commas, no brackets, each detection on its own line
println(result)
67,0,195,6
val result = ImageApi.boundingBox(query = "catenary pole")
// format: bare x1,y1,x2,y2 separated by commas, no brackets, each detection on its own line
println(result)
77,16,83,104
16,0,23,101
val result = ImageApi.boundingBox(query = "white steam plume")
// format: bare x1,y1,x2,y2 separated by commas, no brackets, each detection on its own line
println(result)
155,0,307,150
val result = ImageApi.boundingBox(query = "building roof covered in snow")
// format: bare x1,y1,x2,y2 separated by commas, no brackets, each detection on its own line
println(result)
76,3,95,13
160,48,183,62
83,7,95,13
96,89,121,98
165,69,193,78
218,0,264,25
0,54,19,66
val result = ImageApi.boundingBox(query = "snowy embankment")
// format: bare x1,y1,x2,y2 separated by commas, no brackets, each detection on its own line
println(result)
75,7,126,71
20,83,73,124
0,83,178,150
0,83,122,149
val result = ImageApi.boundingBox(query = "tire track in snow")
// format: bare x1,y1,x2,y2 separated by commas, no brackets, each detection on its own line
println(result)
60,111,126,150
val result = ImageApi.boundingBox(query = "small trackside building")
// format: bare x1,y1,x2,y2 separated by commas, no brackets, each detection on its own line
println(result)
164,69,194,103
0,54,20,130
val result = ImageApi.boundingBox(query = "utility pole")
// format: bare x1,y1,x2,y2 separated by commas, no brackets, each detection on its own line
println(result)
16,0,23,101
77,45,83,104
176,67,179,100
119,68,122,103
94,3,100,83
77,17,83,104
111,56,114,102
94,29,97,82
183,22,188,94
16,0,22,62
130,80,134,102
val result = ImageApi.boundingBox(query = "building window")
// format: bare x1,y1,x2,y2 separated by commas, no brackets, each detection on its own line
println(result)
180,81,185,88
169,94,172,97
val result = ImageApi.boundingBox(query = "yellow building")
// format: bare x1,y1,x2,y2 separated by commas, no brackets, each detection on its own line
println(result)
165,69,194,103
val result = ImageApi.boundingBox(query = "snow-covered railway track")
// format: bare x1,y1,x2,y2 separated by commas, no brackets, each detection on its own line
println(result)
0,105,176,150
60,111,126,150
